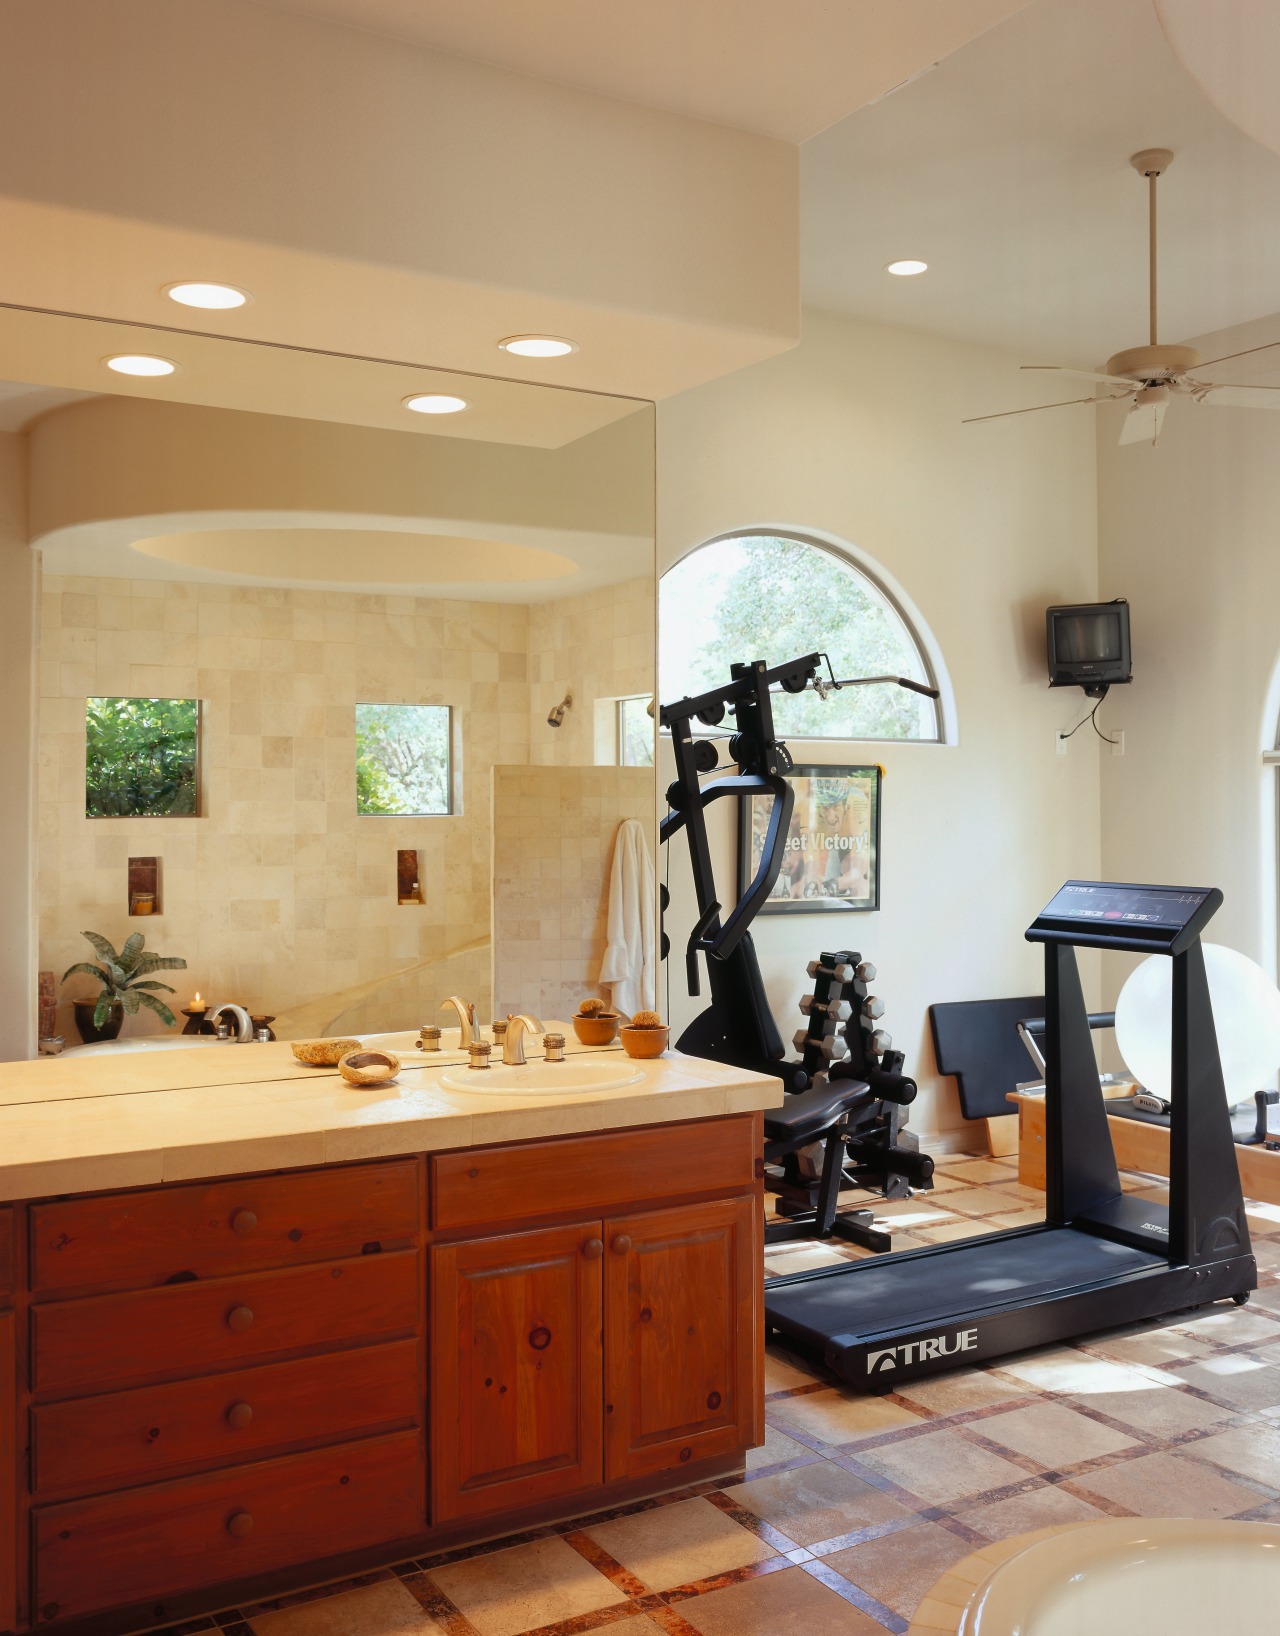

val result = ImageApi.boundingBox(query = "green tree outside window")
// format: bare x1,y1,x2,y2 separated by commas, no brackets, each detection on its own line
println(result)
85,697,200,818
356,704,452,815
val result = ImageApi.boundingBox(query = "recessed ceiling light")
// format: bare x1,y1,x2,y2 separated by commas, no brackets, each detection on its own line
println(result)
104,354,178,377
403,393,469,415
163,281,250,310
886,259,928,276
498,335,578,358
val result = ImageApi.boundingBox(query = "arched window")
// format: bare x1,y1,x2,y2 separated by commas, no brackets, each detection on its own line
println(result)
660,531,941,741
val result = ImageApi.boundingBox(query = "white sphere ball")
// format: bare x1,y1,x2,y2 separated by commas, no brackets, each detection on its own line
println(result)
1115,942,1280,1103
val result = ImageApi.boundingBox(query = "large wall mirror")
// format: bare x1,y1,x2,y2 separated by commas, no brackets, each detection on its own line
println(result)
5,306,655,1044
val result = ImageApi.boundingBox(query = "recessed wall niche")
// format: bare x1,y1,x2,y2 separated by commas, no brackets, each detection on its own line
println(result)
397,851,424,906
127,857,161,917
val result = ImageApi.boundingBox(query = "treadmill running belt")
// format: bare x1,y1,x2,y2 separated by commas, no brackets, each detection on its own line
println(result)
766,1227,1165,1348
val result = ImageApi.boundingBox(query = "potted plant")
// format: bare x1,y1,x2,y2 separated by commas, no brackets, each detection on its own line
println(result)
572,995,620,1046
62,931,187,1044
620,1009,670,1060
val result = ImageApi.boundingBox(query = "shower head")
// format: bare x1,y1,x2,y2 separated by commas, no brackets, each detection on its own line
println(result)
546,691,573,728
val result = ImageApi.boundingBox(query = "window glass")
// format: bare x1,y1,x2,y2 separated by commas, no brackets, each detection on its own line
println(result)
660,533,937,741
85,697,200,817
355,704,452,815
618,696,655,766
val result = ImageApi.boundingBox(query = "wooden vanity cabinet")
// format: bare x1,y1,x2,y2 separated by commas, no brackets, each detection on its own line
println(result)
0,1113,762,1633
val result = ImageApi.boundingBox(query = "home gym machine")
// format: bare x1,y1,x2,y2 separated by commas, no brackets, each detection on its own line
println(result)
764,880,1257,1388
659,653,937,1251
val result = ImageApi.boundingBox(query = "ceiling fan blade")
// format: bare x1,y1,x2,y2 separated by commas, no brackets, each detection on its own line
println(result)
963,393,1128,426
1022,365,1138,388
1194,383,1280,409
1196,338,1280,372
1118,395,1167,445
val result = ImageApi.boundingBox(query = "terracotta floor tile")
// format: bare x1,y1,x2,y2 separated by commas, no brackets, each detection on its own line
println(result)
596,1620,666,1635
861,1197,960,1229
854,1428,1030,1505
985,1208,1048,1229
959,1481,1104,1539
973,1401,1138,1466
428,1536,628,1636
999,1348,1176,1396
725,1458,914,1544
935,1160,1018,1185
1248,1284,1280,1315
765,1243,848,1276
1169,1305,1280,1348
1186,1422,1280,1488
1171,1354,1280,1411
895,1368,1034,1417
765,1345,822,1393
247,1579,441,1635
583,1495,775,1590
770,1385,925,1445
747,1422,812,1471
912,1220,991,1244
989,1180,1049,1204
935,1187,1022,1217
1071,1449,1262,1518
1080,1322,1218,1369
1079,1384,1239,1439
677,1564,886,1635
822,1520,974,1616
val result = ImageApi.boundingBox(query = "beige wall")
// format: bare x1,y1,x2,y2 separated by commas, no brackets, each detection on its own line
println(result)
1096,315,1280,997
38,574,653,1047
529,578,655,767
492,766,655,1022
0,435,35,1061
657,308,1103,1139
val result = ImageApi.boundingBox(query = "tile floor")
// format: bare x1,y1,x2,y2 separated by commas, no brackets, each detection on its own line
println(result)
146,1152,1280,1636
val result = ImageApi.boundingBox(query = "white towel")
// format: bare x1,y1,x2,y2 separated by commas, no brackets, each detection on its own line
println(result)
599,819,657,1018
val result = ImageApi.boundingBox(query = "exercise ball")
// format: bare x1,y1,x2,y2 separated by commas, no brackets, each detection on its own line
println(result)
1115,942,1280,1102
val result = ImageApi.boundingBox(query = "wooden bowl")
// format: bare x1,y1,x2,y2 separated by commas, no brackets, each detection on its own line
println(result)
572,1013,620,1046
338,1049,400,1087
620,1025,669,1060
291,1037,361,1066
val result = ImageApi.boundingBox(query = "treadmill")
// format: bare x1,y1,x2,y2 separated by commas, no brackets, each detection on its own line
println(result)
764,880,1257,1389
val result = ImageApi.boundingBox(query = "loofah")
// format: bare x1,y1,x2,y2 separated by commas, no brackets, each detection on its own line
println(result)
630,1009,663,1029
577,996,607,1016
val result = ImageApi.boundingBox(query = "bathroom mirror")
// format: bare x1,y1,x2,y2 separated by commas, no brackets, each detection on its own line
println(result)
7,305,656,1044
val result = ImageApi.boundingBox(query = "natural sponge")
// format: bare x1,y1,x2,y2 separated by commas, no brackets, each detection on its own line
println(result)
630,1009,663,1029
577,996,607,1016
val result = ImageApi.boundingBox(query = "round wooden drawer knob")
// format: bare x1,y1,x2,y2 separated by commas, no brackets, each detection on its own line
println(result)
231,1209,258,1235
226,1305,254,1332
612,1234,632,1255
582,1238,604,1259
226,1401,254,1429
226,1510,254,1539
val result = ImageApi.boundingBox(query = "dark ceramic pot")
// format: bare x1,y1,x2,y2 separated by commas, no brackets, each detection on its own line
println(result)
73,999,123,1044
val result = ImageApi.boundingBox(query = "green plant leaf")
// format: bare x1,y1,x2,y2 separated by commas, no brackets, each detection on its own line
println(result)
130,953,188,977
92,994,119,1029
134,991,178,1028
80,931,120,967
119,931,145,971
61,961,108,986
129,980,175,994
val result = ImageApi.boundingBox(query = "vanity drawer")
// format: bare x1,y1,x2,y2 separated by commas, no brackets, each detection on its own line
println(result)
432,1116,757,1231
33,1337,420,1496
34,1429,424,1627
30,1159,420,1293
33,1250,420,1395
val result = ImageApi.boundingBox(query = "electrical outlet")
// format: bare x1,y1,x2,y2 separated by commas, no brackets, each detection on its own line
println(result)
1111,729,1125,757
1056,730,1069,756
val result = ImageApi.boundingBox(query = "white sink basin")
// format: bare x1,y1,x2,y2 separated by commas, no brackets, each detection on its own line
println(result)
438,1061,644,1096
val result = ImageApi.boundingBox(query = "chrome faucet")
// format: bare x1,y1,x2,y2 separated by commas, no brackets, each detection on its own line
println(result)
209,1002,254,1043
441,995,476,1049
502,1014,544,1066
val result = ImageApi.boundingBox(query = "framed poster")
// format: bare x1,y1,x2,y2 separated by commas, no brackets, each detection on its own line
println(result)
739,764,881,914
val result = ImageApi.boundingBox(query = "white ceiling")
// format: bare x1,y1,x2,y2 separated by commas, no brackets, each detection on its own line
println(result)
801,0,1280,370
0,381,96,433
246,0,1033,142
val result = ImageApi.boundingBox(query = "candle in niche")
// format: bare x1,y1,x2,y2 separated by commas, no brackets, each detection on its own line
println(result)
188,993,207,1013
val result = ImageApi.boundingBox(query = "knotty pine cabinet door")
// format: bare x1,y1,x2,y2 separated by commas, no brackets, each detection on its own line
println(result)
431,1222,604,1523
603,1198,757,1481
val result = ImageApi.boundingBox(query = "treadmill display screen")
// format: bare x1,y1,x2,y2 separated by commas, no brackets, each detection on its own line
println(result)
1039,882,1210,931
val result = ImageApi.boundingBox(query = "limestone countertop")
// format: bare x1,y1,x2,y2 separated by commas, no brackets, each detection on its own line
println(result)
0,1028,782,1200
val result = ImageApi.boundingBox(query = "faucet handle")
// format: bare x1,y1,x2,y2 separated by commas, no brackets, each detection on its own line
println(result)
441,996,475,1049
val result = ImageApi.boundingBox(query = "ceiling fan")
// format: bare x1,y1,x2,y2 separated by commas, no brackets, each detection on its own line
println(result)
966,149,1280,446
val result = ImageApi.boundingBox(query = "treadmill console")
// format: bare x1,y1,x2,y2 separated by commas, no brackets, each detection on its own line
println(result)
1027,879,1222,956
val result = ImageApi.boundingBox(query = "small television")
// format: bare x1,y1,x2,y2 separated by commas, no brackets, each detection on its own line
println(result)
1046,600,1131,697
